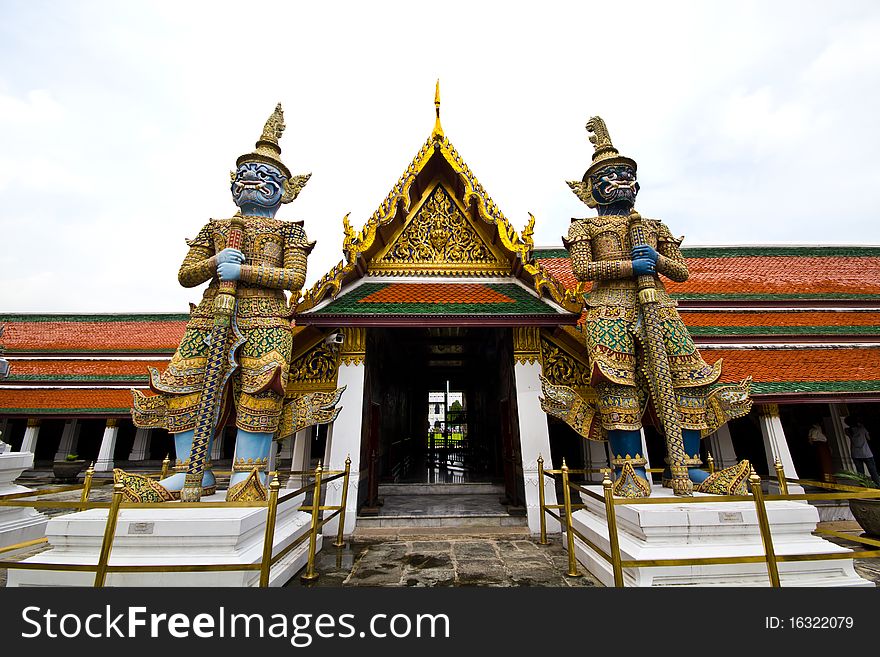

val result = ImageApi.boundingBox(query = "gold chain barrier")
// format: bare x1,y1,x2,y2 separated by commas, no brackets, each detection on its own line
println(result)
537,458,880,587
0,458,352,587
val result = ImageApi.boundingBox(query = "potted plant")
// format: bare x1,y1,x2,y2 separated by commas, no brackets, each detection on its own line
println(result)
53,453,87,483
834,471,880,536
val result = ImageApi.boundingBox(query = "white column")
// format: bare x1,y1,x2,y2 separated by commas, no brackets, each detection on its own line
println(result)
829,403,856,472
128,428,151,461
514,360,560,534
758,404,803,494
638,428,655,485
706,424,738,470
210,430,224,462
21,419,41,454
268,439,279,474
54,420,80,461
322,362,365,536
0,418,8,444
279,432,295,460
94,419,120,472
286,427,313,489
583,439,608,483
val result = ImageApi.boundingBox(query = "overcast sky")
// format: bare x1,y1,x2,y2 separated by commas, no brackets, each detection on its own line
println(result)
1,1,878,313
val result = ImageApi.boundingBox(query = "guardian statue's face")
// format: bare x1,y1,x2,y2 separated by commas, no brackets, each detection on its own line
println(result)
231,162,286,213
590,163,639,209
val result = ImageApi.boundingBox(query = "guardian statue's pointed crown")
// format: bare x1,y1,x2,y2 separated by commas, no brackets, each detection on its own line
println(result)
236,103,292,179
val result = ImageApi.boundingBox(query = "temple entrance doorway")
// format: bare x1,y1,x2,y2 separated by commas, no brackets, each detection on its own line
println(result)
358,327,526,519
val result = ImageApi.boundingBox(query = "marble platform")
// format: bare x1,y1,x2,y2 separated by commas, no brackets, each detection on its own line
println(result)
7,491,317,587
0,452,49,552
568,485,872,587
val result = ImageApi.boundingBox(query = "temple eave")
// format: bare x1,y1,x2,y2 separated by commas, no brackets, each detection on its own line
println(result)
293,314,579,327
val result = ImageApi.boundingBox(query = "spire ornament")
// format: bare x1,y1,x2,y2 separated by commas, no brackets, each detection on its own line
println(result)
584,116,637,177
234,103,311,204
432,79,444,139
566,116,638,208
236,103,292,179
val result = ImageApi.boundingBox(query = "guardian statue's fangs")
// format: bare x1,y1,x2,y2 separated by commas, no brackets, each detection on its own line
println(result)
541,117,752,498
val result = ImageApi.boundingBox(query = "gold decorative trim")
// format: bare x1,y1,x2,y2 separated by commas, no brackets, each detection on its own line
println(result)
540,335,591,390
513,327,541,364
113,468,178,503
697,459,751,495
226,469,267,502
369,182,509,276
233,457,268,472
611,461,651,498
26,418,40,428
105,418,119,428
759,402,780,418
340,327,366,366
611,453,648,468
287,339,340,394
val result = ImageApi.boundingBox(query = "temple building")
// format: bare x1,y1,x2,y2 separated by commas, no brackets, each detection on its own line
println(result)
2,109,879,533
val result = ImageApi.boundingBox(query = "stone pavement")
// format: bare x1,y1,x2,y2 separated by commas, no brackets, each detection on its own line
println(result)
287,534,601,587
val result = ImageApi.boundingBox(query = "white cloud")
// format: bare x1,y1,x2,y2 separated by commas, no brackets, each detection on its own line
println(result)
0,0,879,312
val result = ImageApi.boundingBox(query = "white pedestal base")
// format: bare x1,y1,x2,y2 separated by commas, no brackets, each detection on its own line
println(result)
570,485,871,587
7,492,318,587
0,452,49,551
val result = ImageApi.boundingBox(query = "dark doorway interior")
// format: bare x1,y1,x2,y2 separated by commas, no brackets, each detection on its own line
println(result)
359,327,524,507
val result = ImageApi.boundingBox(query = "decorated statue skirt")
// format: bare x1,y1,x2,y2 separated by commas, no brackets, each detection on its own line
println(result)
585,305,749,436
132,322,293,434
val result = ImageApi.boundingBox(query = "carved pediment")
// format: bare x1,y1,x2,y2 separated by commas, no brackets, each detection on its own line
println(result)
370,184,508,275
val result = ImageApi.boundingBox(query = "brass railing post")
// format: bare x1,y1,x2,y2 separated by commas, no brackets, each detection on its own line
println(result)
537,455,548,545
561,460,582,577
300,461,323,582
333,456,351,548
160,454,171,479
707,452,715,475
258,472,281,587
774,457,788,496
602,470,624,587
94,481,124,587
749,468,780,587
80,462,95,511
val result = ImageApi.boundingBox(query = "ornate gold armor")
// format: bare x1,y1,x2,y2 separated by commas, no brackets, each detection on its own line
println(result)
563,214,725,432
133,215,314,434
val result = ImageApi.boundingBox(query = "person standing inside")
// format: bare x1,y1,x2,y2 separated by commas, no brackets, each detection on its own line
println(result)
846,415,880,487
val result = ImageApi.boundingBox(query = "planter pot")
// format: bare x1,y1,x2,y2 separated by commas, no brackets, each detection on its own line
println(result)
849,498,880,537
53,460,86,484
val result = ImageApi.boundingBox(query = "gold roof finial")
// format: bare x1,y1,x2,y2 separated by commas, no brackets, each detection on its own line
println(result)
236,103,292,178
432,79,444,138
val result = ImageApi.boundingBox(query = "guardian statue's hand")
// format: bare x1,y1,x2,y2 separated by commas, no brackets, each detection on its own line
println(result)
217,262,241,281
632,257,655,277
217,248,245,265
631,244,658,264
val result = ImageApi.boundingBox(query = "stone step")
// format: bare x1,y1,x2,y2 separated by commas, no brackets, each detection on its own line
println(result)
378,482,505,495
351,526,531,540
354,514,528,529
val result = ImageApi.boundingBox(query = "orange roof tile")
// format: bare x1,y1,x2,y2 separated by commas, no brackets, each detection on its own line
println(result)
1,319,186,353
669,257,880,296
534,254,880,298
0,388,135,413
6,359,159,379
358,283,516,305
704,347,880,384
682,311,880,328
